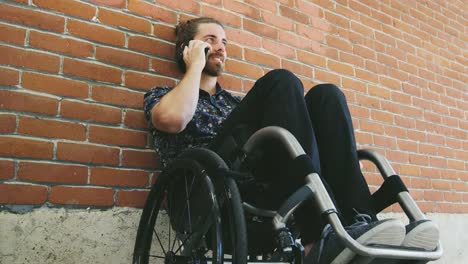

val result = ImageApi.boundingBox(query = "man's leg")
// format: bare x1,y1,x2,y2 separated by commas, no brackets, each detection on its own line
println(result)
210,69,327,242
304,83,377,225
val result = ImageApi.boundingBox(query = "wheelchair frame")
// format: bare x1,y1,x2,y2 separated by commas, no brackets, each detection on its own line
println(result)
133,126,443,264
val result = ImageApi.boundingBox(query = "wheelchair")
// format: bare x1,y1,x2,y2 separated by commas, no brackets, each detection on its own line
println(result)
133,126,443,264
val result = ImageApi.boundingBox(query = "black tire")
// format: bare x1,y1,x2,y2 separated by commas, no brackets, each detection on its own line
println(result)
133,158,223,264
223,176,248,264
176,148,248,264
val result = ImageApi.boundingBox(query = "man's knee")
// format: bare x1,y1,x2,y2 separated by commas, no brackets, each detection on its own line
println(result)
305,83,346,102
259,69,303,93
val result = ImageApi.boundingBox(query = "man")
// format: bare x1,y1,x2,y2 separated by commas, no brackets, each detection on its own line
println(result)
144,17,438,263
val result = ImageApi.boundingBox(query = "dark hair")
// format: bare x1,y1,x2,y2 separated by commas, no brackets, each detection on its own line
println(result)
175,17,224,73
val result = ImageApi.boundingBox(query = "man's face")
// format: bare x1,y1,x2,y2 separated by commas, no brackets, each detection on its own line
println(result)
193,23,227,77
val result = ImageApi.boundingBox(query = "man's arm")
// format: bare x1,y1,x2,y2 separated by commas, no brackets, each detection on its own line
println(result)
151,40,210,133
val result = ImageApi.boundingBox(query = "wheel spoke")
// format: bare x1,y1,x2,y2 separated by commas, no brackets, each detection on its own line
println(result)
184,174,193,233
153,226,167,256
174,232,193,255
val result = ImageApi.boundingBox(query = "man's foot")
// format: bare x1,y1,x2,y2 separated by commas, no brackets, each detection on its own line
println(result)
304,215,405,264
402,219,439,250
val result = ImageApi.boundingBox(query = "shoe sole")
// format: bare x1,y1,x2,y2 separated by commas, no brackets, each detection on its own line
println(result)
331,219,405,264
402,220,439,250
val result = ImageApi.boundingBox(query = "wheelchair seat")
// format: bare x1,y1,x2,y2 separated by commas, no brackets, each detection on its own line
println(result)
132,126,443,264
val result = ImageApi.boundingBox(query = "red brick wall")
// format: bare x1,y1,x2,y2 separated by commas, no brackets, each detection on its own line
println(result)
0,0,466,213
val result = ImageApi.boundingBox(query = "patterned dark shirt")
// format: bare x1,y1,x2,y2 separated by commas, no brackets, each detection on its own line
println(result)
143,84,241,167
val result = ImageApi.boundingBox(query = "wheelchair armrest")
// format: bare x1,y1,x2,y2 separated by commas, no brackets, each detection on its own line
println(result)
358,149,426,222
242,126,306,159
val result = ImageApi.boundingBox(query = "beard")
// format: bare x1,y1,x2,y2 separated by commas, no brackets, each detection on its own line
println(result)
203,54,224,76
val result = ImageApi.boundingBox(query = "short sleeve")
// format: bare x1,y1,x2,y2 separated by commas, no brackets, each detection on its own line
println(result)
143,86,172,128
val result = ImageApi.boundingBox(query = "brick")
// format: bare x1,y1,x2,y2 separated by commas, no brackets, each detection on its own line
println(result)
261,11,294,31
353,45,375,60
0,67,19,86
0,23,26,45
218,74,243,92
89,125,147,147
262,39,295,59
226,43,242,60
22,71,89,98
154,23,176,41
18,116,86,141
67,19,125,46
156,0,200,13
279,31,311,50
201,5,241,28
90,167,148,187
224,1,259,20
92,85,143,108
244,0,276,12
0,44,60,73
243,19,277,40
373,135,396,148
296,0,322,17
63,58,122,84
224,27,262,48
356,69,379,83
0,136,53,159
359,120,384,134
296,50,326,69
0,160,15,180
96,46,149,70
325,11,350,29
349,105,370,119
151,58,182,78
326,36,352,52
29,30,93,58
98,8,151,34
225,60,263,79
128,35,174,58
57,142,119,165
409,153,429,166
282,60,313,77
124,71,176,91
60,99,121,124
33,0,96,19
0,90,59,116
280,5,309,24
116,190,149,208
0,114,16,134
315,68,340,84
328,60,354,76
368,85,391,99
244,48,280,68
124,109,147,130
0,3,64,32
18,161,87,184
49,186,114,206
0,183,48,205
122,149,159,169
371,110,394,123
127,0,176,24
88,0,125,8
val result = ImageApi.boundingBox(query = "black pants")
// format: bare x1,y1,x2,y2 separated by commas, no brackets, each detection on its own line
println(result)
211,69,377,243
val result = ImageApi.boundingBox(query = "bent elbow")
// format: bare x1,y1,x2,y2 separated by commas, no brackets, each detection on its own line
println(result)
152,113,188,134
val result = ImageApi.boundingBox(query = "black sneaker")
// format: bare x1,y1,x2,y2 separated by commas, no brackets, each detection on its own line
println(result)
401,219,439,250
304,214,405,264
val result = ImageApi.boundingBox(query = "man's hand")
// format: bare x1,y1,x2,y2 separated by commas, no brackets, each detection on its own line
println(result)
183,40,211,72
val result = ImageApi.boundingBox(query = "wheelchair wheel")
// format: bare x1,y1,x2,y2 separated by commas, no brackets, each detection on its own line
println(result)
133,158,223,264
222,176,247,264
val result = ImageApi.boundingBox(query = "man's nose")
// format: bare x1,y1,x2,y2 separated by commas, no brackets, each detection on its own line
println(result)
212,42,225,53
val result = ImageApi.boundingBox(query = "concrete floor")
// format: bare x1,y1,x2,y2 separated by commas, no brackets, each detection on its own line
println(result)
0,207,466,263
